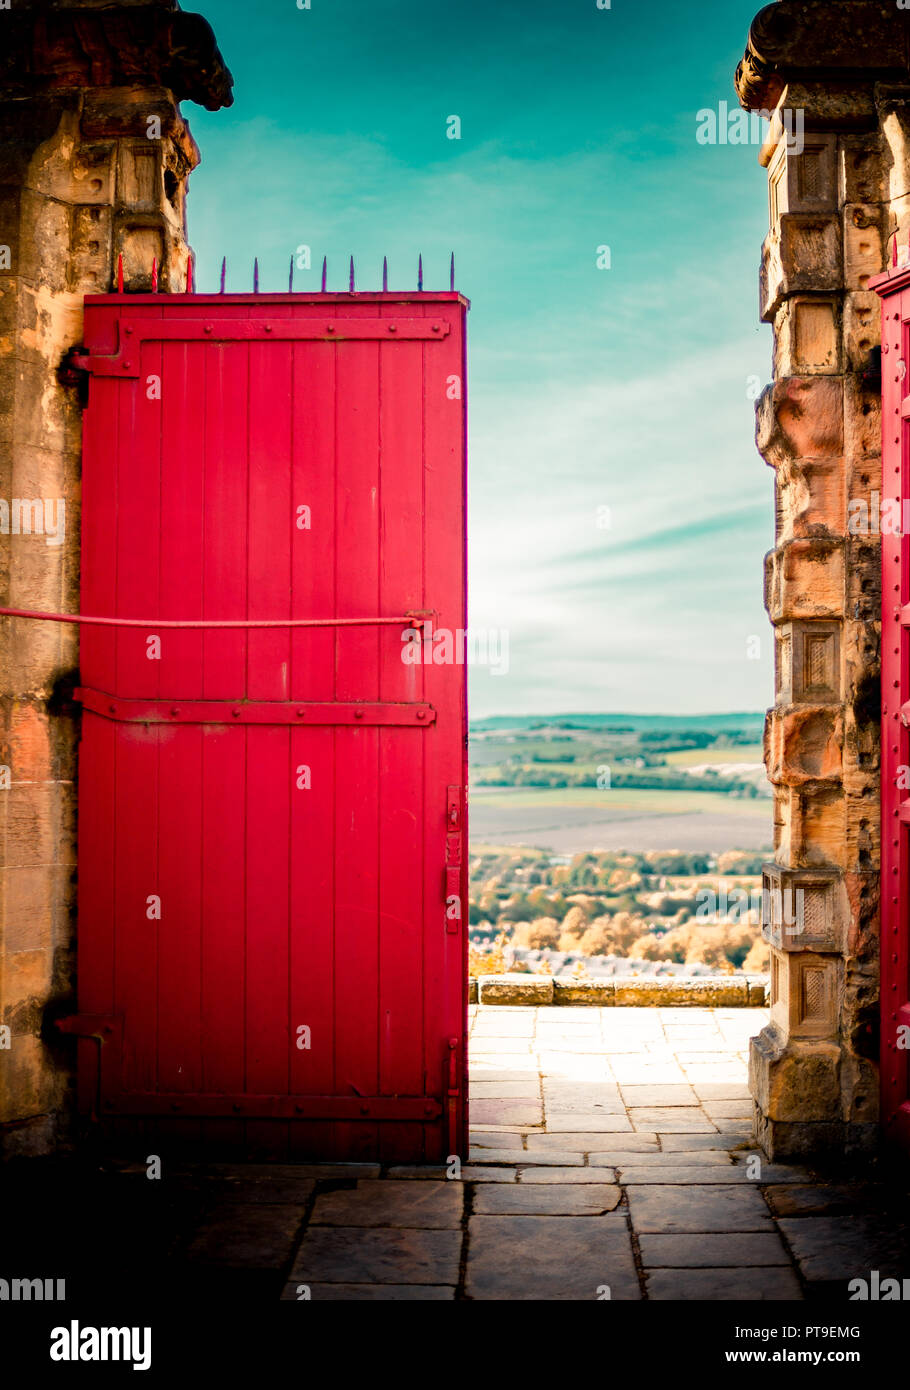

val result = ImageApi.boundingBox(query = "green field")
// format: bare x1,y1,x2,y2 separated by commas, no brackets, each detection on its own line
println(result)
664,744,764,767
470,786,769,817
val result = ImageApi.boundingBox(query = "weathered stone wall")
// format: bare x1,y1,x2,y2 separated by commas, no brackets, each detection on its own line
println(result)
0,0,230,1156
736,0,910,1159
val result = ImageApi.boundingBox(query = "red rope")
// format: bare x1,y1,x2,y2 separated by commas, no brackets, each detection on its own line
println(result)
0,607,420,630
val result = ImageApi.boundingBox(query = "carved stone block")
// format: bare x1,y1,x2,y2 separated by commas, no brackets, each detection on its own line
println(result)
775,620,841,704
765,704,843,785
771,948,843,1038
773,296,840,376
761,214,842,320
761,862,844,951
768,133,837,225
765,537,845,622
775,456,844,538
838,136,883,208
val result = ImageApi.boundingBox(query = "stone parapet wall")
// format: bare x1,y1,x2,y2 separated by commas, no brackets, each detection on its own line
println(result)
470,975,770,1008
736,0,910,1159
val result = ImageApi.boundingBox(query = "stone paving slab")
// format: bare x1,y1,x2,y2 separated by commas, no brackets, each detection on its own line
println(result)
618,1084,700,1106
515,1166,617,1183
524,1131,659,1152
291,1227,462,1285
308,1180,463,1229
763,1184,857,1218
281,1282,455,1300
626,1183,775,1233
473,1149,586,1166
204,1162,379,1181
646,1267,803,1300
608,1151,733,1168
628,1107,717,1133
657,1133,741,1151
206,1176,316,1205
703,1100,754,1120
469,1123,529,1134
692,1083,752,1101
470,1081,541,1099
469,1130,524,1149
470,1060,540,1077
386,1166,449,1180
472,1184,622,1215
466,1215,640,1300
639,1233,792,1267
777,1214,910,1283
619,1165,762,1184
545,1113,634,1133
185,1204,306,1269
469,1100,543,1127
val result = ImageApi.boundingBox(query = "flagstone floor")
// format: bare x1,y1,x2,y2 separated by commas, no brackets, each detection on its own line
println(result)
8,1005,910,1302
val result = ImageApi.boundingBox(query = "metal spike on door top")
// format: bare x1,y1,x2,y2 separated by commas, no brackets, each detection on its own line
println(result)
123,252,458,293
229,252,456,292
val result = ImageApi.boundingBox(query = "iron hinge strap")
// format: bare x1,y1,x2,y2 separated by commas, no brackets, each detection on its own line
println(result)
70,317,452,376
98,1094,443,1122
74,690,437,727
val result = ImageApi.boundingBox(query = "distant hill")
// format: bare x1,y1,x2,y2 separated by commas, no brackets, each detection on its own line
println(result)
470,712,766,735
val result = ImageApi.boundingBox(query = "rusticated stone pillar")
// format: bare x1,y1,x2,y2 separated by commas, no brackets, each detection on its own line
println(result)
736,0,910,1159
0,0,231,1156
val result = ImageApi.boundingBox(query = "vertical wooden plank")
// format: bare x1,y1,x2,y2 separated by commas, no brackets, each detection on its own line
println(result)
107,328,163,1107
202,340,249,701
75,716,117,1113
113,725,159,1097
80,305,122,697
377,319,425,1162
154,339,205,1150
333,322,381,1159
245,327,293,1157
289,336,337,1158
421,300,469,1160
200,340,249,1149
115,339,162,699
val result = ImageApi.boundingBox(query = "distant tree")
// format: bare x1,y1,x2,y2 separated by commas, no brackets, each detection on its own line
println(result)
579,921,613,956
512,916,561,949
560,905,589,940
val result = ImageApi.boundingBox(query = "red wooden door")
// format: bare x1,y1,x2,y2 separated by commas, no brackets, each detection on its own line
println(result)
71,290,469,1162
875,263,910,1150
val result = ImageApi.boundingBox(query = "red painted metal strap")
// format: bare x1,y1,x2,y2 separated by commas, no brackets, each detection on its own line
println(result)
101,1093,442,1120
73,317,452,377
75,690,437,726
0,606,429,629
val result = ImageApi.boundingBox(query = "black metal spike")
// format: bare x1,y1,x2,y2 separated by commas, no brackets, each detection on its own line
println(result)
382,256,388,292
417,253,423,291
219,257,226,293
321,256,327,292
289,255,294,292
253,257,259,293
349,255,355,292
450,252,455,291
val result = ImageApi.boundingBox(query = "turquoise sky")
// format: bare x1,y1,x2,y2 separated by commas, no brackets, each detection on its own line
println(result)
186,0,773,718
